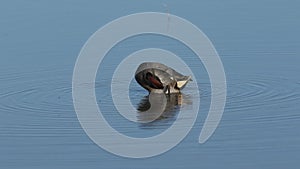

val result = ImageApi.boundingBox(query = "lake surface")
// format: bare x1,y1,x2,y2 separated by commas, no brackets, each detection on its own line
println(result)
1,0,299,168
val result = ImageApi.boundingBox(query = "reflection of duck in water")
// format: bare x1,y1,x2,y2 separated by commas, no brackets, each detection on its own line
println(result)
137,93,191,123
135,62,192,94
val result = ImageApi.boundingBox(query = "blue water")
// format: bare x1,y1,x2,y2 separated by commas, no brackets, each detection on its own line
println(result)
1,0,300,168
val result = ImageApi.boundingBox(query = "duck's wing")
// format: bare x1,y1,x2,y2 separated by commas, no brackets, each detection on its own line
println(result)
136,62,190,80
135,62,169,75
162,64,192,89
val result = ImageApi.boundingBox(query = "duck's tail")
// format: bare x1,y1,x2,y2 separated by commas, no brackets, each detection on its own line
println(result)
176,76,192,89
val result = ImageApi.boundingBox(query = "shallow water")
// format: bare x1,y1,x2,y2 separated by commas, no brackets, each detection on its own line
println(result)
1,1,300,169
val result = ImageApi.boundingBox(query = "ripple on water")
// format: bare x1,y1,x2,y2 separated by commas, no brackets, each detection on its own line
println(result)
224,73,300,124
0,67,76,128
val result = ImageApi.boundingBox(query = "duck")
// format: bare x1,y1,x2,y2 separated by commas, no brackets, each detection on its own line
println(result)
135,62,192,94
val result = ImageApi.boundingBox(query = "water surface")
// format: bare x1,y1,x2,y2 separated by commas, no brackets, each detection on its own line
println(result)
1,0,299,168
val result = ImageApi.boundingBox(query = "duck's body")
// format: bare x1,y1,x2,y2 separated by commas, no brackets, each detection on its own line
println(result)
135,62,191,94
